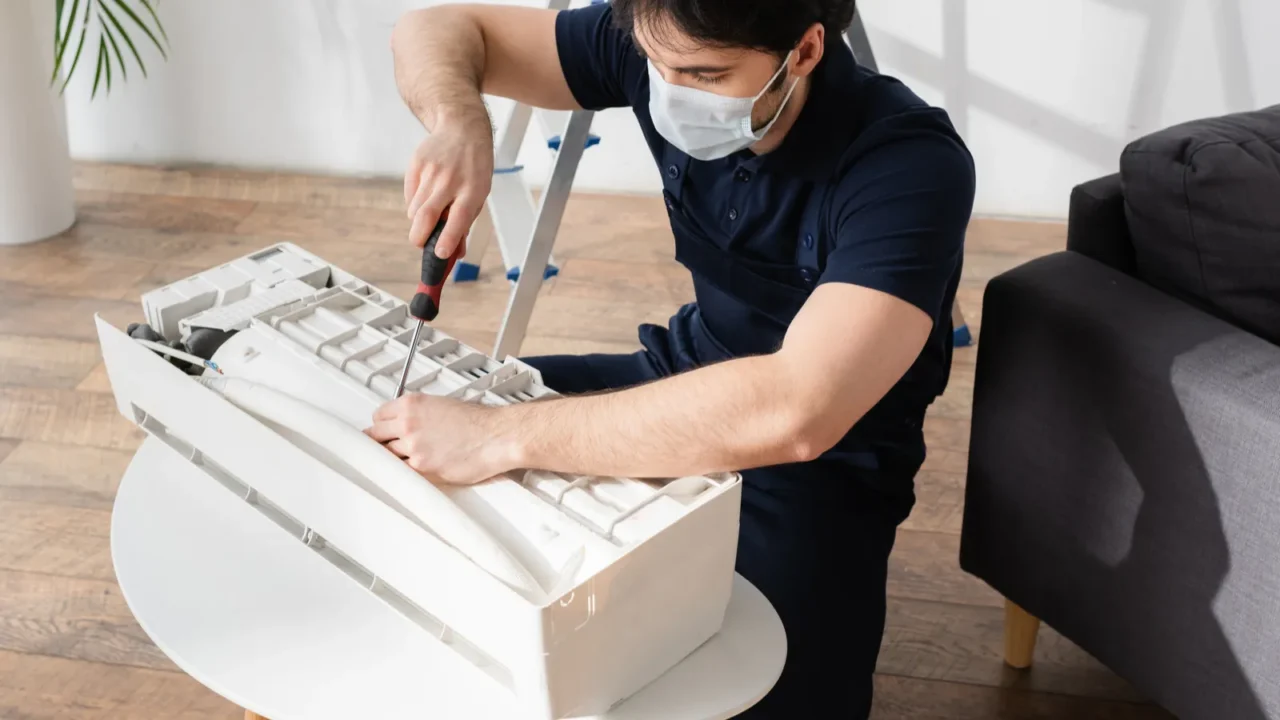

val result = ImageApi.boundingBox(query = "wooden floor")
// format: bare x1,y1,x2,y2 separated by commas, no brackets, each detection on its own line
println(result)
0,163,1174,719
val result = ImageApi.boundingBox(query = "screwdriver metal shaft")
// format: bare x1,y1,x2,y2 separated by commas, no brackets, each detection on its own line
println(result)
393,320,427,398
393,216,458,399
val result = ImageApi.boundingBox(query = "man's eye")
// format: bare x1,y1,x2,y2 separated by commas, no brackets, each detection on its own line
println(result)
693,74,726,85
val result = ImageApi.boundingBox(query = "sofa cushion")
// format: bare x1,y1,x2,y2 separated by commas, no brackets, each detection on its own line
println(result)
1120,105,1280,346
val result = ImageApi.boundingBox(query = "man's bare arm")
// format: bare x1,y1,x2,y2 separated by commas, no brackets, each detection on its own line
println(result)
497,284,934,478
390,4,577,254
364,284,934,484
391,4,578,129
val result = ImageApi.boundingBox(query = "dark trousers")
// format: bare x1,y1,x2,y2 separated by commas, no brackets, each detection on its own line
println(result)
521,351,912,719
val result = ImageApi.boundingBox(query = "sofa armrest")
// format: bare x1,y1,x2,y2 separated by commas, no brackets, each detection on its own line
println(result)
1067,174,1137,274
960,251,1280,720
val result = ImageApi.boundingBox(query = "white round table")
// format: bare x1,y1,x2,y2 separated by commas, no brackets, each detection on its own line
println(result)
111,437,786,719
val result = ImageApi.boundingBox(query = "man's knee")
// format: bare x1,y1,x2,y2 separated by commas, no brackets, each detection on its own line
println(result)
732,490,898,718
732,566,886,718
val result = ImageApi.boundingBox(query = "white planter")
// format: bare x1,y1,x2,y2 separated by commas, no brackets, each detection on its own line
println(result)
0,0,76,246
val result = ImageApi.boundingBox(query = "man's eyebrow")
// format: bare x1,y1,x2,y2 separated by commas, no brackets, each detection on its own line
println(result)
633,39,733,74
670,63,734,74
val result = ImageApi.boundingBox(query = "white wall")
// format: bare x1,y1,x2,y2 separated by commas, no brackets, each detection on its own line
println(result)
864,0,1280,218
64,0,1280,219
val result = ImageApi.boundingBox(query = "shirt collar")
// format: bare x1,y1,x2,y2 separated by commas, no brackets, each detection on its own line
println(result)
738,32,864,182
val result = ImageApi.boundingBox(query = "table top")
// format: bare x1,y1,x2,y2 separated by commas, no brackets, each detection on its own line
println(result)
111,436,786,720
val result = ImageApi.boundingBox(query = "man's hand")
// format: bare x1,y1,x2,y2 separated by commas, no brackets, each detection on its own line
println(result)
390,3,578,257
490,284,935,479
365,285,932,483
364,393,520,486
403,107,494,257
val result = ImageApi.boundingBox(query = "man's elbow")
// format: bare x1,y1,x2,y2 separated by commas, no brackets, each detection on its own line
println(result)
787,436,827,464
391,9,424,60
783,407,851,464
391,5,460,53
392,8,422,43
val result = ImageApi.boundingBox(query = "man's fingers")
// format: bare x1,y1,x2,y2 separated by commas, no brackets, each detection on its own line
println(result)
404,156,423,206
437,193,483,259
385,438,412,459
364,418,401,443
407,169,435,222
409,194,448,249
371,398,406,423
435,209,471,259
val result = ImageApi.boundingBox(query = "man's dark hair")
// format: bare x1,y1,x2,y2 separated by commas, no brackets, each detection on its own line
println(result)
612,0,856,56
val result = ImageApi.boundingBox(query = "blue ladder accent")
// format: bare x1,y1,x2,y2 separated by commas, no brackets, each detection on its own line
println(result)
452,261,481,282
953,324,973,347
547,134,601,152
506,265,560,282
493,165,524,175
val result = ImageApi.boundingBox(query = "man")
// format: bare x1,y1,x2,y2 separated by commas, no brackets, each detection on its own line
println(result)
374,0,975,716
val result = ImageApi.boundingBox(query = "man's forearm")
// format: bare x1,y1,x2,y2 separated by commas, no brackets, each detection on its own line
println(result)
498,354,815,479
391,8,491,130
490,286,933,481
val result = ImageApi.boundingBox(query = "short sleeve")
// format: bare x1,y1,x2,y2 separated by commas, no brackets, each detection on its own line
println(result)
818,114,976,324
555,3,646,110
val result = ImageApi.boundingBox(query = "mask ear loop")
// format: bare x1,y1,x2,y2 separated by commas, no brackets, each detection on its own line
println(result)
751,50,796,104
745,51,801,138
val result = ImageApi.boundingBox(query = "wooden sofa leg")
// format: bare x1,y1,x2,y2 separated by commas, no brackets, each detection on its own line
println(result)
244,711,269,720
1004,599,1041,669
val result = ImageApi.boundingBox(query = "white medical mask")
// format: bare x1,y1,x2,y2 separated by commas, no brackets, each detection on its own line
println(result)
648,51,801,162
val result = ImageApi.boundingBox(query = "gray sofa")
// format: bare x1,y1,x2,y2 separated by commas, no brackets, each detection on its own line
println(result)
959,105,1280,720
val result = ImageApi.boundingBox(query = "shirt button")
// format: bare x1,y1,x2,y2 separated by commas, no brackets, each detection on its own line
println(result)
801,268,817,284
667,165,680,179
804,233,814,249
735,168,752,182
728,208,738,221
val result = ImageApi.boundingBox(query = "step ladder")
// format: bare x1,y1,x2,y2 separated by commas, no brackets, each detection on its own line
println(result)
452,103,598,287
453,0,601,289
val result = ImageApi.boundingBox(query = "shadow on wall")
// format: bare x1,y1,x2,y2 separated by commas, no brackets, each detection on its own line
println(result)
871,0,1259,169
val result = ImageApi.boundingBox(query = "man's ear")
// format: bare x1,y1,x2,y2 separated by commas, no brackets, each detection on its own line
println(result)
793,23,825,77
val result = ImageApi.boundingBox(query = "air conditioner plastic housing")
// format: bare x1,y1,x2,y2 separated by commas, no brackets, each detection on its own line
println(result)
95,242,742,720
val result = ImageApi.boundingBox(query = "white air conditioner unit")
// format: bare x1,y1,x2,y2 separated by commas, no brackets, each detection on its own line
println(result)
95,242,742,720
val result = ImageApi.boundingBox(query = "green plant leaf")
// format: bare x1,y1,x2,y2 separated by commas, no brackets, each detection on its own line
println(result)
111,0,166,60
58,19,90,95
54,0,173,97
100,12,128,82
50,0,81,84
99,0,146,78
105,34,113,91
52,0,66,67
138,0,169,49
91,37,106,99
51,0,64,83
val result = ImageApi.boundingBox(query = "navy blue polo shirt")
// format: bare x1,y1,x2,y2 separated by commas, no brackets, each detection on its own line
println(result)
555,4,975,466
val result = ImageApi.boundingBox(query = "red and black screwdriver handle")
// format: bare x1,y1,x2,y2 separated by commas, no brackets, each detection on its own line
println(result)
409,217,460,322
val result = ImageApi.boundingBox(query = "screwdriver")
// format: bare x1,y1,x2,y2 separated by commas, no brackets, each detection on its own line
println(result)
393,215,459,398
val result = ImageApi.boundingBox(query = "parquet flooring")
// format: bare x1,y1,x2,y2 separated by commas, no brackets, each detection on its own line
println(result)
0,163,1173,719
